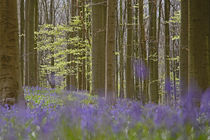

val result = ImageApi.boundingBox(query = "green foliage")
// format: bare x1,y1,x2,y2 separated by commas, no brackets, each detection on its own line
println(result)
169,10,181,24
35,15,91,88
169,10,181,41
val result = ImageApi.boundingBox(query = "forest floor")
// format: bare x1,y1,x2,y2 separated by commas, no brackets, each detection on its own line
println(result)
0,87,209,140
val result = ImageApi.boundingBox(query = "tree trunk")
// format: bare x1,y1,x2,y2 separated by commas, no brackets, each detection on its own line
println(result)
105,0,116,102
134,0,140,99
34,0,39,86
188,0,209,106
164,0,170,99
49,0,55,89
126,0,134,99
0,0,25,105
24,0,29,86
19,0,24,86
180,0,188,96
119,0,125,98
91,0,106,96
139,0,148,103
149,0,158,103
28,0,37,86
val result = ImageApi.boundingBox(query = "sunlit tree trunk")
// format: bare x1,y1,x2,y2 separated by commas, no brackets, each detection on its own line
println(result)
49,0,55,88
188,0,209,106
0,0,25,105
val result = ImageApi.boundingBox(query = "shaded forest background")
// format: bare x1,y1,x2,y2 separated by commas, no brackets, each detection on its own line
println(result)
18,0,210,104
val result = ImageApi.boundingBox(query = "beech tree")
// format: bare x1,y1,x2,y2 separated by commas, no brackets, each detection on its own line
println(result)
91,0,106,96
180,0,188,96
164,0,170,96
0,0,25,105
148,0,158,103
105,0,117,102
188,0,210,105
126,0,134,99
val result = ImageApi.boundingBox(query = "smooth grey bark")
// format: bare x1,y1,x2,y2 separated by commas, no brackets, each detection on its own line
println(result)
0,0,25,105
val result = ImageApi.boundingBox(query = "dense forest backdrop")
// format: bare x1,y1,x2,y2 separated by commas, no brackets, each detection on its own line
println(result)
0,0,210,106
0,0,210,139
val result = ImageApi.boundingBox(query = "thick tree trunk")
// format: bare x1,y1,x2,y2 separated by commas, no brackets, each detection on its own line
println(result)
91,0,106,96
66,0,77,91
188,0,209,106
105,0,116,102
28,0,37,86
180,0,188,96
0,0,25,105
149,0,158,103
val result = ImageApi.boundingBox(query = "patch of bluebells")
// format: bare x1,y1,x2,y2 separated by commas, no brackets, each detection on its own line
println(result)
0,87,209,140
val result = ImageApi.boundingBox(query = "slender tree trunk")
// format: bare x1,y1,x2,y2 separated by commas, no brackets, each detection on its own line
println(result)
78,0,85,91
119,0,125,98
134,0,140,99
157,0,162,103
126,0,134,99
24,0,29,86
139,0,148,103
20,0,24,86
164,0,170,100
70,0,77,91
188,0,209,106
86,6,91,91
35,0,39,86
49,0,55,88
0,0,25,105
81,2,87,90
